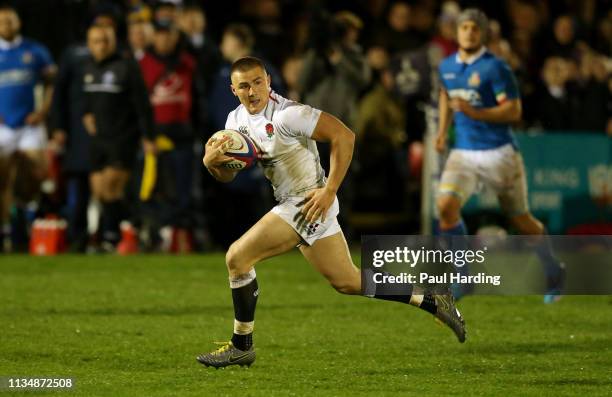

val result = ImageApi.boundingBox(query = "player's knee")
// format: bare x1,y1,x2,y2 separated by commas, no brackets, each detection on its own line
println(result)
225,244,239,271
91,178,108,202
98,179,121,202
91,188,104,202
99,187,115,202
511,214,543,235
104,178,124,200
20,155,45,182
95,188,111,203
329,277,360,295
105,189,122,201
225,242,252,275
331,282,359,295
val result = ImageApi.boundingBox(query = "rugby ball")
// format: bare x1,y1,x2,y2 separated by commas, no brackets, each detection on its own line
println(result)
209,129,259,170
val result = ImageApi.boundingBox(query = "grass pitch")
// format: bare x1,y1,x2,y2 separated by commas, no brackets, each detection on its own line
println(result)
1,254,611,396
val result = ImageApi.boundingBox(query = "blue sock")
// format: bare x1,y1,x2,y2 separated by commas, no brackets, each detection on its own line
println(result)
439,220,469,258
439,219,467,237
535,229,563,288
439,220,471,297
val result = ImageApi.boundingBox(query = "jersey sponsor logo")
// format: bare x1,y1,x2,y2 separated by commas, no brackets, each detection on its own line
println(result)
238,126,249,135
102,71,115,85
83,83,122,93
0,69,33,86
448,88,482,105
83,73,122,93
443,73,456,79
151,72,187,105
265,123,274,139
468,72,480,87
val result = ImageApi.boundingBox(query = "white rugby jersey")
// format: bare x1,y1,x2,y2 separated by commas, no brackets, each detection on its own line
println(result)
225,91,326,201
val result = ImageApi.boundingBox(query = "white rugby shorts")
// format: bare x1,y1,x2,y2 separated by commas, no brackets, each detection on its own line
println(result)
271,195,341,246
0,124,47,156
438,143,529,216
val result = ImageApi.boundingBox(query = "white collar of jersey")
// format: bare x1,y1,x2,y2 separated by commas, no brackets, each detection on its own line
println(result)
455,46,486,65
0,35,23,50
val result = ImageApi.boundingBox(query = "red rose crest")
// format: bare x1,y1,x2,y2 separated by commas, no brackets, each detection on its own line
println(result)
265,123,274,138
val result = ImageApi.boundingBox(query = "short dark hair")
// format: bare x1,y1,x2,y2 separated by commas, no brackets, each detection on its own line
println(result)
231,56,267,76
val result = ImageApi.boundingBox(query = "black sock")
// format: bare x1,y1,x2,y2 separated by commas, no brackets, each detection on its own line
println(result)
231,277,258,351
363,269,439,315
232,333,253,351
419,293,437,314
374,288,437,315
365,270,439,314
102,201,125,243
372,272,414,304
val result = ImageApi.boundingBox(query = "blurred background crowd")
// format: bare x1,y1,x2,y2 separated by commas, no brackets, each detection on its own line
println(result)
2,0,611,254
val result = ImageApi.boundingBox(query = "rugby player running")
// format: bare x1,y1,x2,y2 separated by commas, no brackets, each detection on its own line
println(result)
197,56,466,369
436,9,564,302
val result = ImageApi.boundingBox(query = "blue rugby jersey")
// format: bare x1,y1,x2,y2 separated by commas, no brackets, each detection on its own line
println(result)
438,47,519,150
0,36,53,128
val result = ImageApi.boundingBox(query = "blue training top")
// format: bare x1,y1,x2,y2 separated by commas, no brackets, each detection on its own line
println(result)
0,37,53,128
438,47,519,150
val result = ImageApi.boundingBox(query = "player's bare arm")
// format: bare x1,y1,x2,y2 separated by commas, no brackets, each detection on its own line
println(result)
436,88,452,153
203,136,238,183
450,97,522,124
142,139,157,155
25,66,57,126
301,112,355,223
82,113,96,135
